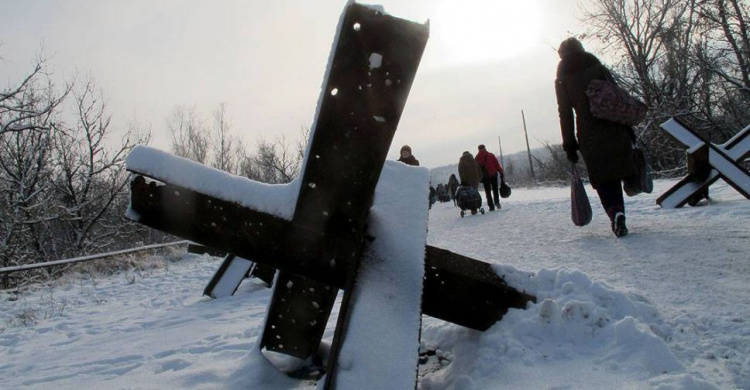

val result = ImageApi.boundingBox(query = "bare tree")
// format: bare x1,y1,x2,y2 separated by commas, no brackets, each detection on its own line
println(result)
209,103,244,174
581,0,750,174
236,126,308,184
693,0,750,131
0,55,164,287
242,135,302,184
0,56,69,287
0,119,57,282
0,57,68,135
696,0,750,90
50,75,149,257
168,105,209,164
585,0,688,103
296,125,311,164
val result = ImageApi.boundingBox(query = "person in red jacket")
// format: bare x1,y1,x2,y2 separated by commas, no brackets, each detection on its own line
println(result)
475,144,504,211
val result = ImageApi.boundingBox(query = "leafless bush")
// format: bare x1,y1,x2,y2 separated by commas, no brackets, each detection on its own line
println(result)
1,55,158,288
5,290,68,327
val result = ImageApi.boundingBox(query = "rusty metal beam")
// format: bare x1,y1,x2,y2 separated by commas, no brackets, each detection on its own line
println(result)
129,177,536,331
423,246,536,331
129,175,349,288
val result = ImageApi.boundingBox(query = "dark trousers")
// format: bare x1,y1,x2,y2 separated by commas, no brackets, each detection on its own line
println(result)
482,175,500,209
595,180,625,221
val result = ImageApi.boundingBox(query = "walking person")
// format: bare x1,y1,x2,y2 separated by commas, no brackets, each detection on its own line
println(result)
554,37,636,237
447,173,460,206
475,144,504,211
397,145,420,166
456,151,484,216
457,151,482,190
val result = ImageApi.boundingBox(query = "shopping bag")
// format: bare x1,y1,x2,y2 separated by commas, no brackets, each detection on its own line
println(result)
500,178,511,198
623,147,653,196
571,164,592,226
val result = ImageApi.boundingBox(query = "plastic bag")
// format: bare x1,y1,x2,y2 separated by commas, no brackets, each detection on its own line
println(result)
623,147,653,196
571,164,592,226
500,178,511,198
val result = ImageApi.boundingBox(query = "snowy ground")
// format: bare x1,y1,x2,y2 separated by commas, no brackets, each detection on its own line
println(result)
1,178,748,389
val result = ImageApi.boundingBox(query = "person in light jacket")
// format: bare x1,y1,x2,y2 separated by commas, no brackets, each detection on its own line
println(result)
554,37,636,237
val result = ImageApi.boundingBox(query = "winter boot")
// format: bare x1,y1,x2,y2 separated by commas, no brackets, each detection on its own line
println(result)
612,212,628,237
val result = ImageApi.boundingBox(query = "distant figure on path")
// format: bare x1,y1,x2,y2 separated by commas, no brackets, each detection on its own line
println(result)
554,37,636,237
475,144,504,211
436,183,450,202
447,174,460,206
428,184,437,209
397,145,420,166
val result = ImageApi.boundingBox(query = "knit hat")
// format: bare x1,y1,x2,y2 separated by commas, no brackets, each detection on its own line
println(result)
478,144,486,150
558,37,584,57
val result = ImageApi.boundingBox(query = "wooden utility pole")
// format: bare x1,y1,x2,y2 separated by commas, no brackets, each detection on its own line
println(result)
497,135,504,167
521,110,535,184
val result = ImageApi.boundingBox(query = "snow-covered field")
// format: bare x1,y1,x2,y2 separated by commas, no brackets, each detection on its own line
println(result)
1,179,748,389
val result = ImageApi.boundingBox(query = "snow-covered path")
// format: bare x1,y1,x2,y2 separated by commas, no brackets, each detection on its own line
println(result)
0,179,748,389
425,179,749,389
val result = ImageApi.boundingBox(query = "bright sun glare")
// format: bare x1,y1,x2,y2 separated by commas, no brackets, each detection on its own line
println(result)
432,0,542,65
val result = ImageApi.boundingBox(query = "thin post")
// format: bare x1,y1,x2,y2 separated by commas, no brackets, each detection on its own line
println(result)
521,109,535,184
497,135,504,167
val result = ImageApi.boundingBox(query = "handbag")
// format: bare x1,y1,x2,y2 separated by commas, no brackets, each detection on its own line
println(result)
623,146,653,196
585,79,647,126
499,178,511,198
571,164,592,226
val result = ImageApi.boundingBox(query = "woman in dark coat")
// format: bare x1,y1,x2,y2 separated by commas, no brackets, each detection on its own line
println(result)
457,151,482,190
555,37,636,237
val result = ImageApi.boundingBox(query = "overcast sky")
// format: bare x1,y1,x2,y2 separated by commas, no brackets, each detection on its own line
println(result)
2,0,587,168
